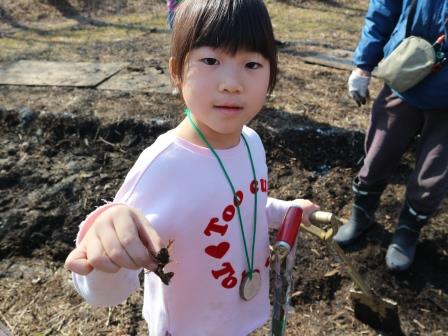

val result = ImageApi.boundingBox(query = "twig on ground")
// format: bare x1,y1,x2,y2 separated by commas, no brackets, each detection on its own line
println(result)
97,136,126,153
413,318,426,330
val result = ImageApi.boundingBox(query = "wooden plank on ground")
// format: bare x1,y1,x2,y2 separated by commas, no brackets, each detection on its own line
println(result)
298,49,354,71
97,67,172,94
0,61,128,87
297,49,378,75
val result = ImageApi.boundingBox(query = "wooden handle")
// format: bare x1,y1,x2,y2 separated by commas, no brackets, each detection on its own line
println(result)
309,211,334,225
309,211,344,233
306,212,374,298
300,224,328,240
328,240,374,297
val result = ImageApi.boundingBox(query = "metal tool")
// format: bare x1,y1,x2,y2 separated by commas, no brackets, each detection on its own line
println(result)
303,211,402,335
271,206,303,336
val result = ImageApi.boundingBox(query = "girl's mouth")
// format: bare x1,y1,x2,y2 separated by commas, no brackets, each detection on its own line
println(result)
214,105,243,115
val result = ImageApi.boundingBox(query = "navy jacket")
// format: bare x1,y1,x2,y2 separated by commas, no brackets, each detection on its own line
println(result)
354,0,448,109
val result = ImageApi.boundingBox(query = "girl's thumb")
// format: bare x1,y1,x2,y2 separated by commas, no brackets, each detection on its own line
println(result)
65,245,94,275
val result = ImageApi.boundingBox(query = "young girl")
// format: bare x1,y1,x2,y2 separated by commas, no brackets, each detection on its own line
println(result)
65,0,319,334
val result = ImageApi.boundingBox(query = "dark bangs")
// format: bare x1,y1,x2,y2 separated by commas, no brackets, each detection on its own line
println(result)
171,0,277,93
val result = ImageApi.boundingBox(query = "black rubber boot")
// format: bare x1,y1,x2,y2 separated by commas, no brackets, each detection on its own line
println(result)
333,178,384,246
386,203,429,271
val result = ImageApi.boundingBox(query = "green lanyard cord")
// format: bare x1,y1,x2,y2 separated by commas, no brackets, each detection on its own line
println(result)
242,134,258,277
185,109,258,278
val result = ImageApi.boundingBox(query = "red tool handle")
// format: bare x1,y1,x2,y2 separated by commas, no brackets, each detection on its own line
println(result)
275,206,303,247
433,34,445,52
435,34,445,45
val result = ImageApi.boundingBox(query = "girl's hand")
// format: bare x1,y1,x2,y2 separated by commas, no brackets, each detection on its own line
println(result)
292,199,320,226
65,205,162,275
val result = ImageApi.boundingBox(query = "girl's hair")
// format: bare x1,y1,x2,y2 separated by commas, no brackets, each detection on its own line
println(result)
170,0,278,93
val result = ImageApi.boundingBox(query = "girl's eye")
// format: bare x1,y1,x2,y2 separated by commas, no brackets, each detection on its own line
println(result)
201,58,219,65
246,62,261,69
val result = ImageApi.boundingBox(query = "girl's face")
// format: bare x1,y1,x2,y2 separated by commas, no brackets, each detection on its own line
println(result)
174,46,270,149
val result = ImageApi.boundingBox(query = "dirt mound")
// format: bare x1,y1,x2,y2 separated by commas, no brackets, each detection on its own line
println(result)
1,107,447,335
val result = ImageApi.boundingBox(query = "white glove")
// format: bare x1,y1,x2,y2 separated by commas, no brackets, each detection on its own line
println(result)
348,70,371,107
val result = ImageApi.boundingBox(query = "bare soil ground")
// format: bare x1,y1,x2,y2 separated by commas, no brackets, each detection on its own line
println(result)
1,1,447,335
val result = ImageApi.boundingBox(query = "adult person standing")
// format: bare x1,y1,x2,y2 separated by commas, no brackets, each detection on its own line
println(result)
166,0,181,30
333,0,448,271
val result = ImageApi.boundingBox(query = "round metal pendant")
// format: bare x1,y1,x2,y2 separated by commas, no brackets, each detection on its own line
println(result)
239,272,261,301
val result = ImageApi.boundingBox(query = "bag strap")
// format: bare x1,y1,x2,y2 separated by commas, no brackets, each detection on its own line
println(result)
405,0,418,37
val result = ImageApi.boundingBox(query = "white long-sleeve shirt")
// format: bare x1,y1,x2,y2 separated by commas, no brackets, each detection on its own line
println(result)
72,126,292,335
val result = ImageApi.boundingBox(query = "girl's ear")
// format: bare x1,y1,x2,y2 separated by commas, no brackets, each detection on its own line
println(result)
169,57,181,87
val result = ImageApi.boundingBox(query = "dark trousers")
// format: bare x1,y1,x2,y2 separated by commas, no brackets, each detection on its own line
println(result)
358,86,448,214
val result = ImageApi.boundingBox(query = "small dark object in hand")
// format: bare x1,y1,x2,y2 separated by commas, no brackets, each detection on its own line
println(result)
148,240,174,285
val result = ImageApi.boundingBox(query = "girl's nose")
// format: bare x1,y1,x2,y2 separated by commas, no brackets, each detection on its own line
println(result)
218,68,243,93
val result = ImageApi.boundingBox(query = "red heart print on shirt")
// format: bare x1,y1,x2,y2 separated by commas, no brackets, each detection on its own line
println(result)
205,242,230,259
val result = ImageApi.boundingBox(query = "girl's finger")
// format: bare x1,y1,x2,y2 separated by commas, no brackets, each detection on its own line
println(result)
99,219,141,270
65,245,93,275
131,210,162,271
86,232,121,273
113,213,155,269
302,205,321,225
